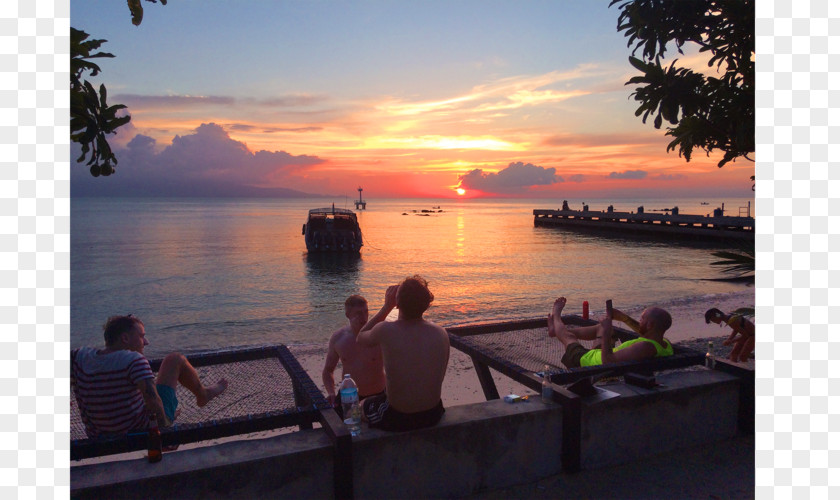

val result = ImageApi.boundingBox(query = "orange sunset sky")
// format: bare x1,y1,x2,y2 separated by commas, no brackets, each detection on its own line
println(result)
70,1,755,199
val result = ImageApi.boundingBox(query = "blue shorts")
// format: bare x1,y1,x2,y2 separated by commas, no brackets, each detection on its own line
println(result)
156,384,179,422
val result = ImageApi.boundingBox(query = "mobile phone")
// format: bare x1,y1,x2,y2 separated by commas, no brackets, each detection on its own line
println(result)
605,299,613,315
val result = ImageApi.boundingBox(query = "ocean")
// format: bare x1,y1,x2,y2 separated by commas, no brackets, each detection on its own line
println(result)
71,196,753,357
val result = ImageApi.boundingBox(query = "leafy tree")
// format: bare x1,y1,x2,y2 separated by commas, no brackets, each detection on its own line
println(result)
610,0,754,172
70,0,167,177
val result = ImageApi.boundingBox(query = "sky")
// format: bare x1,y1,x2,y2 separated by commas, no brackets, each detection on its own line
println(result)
70,0,756,199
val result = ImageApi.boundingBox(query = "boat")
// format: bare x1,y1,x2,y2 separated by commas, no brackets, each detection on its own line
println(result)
302,204,363,253
700,202,710,205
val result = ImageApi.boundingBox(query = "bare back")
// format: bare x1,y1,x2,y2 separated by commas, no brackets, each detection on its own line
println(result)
375,319,450,413
332,326,386,397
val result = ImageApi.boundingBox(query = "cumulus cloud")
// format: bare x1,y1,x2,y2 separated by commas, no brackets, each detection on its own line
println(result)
458,161,561,194
71,123,325,197
566,174,586,183
607,170,647,180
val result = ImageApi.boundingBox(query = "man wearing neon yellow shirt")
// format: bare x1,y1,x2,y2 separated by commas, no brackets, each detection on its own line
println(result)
548,297,673,367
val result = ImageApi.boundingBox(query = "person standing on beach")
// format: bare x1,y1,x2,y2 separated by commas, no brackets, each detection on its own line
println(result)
548,297,673,367
71,314,228,437
322,295,387,407
356,275,450,431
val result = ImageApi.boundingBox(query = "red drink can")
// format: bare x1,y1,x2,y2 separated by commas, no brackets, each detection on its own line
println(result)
582,301,589,320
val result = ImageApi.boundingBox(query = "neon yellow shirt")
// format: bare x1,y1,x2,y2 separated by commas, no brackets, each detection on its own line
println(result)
579,337,673,366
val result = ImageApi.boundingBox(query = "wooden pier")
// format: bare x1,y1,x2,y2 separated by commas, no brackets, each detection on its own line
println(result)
533,207,754,242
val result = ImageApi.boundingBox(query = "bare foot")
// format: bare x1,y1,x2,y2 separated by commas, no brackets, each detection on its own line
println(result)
552,297,566,319
197,378,229,407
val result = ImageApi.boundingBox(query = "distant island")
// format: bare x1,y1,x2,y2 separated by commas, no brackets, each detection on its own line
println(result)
70,177,333,198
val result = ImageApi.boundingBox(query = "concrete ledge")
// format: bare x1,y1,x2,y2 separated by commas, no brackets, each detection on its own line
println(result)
580,370,740,469
353,399,563,498
70,370,745,499
71,429,335,499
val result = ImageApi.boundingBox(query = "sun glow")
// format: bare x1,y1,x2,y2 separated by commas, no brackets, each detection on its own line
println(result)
456,187,466,196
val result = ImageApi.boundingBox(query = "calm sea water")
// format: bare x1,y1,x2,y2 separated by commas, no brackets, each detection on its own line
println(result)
71,196,753,357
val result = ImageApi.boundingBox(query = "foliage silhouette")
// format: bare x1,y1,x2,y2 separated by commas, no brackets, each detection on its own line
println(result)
610,0,755,184
70,0,167,176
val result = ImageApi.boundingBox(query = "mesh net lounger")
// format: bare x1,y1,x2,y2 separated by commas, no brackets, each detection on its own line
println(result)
70,344,333,461
446,315,706,399
446,315,707,473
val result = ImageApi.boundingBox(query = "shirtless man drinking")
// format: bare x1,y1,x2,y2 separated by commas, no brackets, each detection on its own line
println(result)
322,295,387,408
357,275,450,432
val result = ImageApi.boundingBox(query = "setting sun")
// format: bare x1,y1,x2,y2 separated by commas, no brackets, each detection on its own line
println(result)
456,188,466,196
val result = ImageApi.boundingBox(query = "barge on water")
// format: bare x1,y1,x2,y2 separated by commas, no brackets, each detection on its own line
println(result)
533,205,754,242
302,205,363,253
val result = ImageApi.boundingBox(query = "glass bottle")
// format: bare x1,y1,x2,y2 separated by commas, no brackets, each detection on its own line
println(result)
148,414,162,463
705,340,716,369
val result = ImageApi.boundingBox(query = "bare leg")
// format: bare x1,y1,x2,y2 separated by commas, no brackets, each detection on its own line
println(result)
551,297,604,346
551,298,577,347
156,353,229,407
556,296,602,342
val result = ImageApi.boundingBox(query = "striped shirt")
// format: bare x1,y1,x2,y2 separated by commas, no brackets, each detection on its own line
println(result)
71,347,155,437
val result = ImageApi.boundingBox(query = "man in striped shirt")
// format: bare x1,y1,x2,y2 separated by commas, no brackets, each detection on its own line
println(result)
71,315,228,437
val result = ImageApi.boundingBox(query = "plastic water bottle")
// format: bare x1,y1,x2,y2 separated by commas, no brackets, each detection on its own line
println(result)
705,341,716,369
339,374,361,436
541,365,553,404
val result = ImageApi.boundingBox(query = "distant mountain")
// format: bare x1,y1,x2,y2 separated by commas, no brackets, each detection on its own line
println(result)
70,175,332,198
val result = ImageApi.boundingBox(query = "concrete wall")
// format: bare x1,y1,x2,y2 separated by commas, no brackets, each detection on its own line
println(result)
352,400,563,499
71,428,336,499
580,370,740,469
71,369,743,499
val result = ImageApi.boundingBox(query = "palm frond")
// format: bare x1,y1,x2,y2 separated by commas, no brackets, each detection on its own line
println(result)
731,307,754,318
710,249,755,278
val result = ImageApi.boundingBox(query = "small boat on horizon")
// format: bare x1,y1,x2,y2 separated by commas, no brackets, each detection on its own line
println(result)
302,204,363,253
700,202,710,205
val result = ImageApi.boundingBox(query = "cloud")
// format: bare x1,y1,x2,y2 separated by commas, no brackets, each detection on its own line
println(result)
115,93,329,110
227,123,323,134
566,174,586,183
542,133,658,148
71,123,326,197
458,161,561,194
607,170,648,180
653,173,686,181
115,94,236,109
377,67,598,118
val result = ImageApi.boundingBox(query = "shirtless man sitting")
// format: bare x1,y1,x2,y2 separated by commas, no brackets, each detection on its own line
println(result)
322,295,386,411
357,275,450,432
71,315,228,436
548,297,673,367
